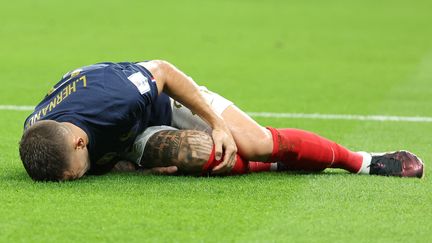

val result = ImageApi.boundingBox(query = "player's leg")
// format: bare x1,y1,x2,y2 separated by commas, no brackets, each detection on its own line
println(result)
172,88,365,173
221,105,363,172
222,105,424,177
172,88,424,177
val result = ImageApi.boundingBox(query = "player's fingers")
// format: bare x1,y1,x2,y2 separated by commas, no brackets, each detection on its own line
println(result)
212,162,227,174
214,139,223,161
151,166,178,175
212,146,236,174
212,158,225,172
228,150,237,168
225,146,237,169
211,153,228,174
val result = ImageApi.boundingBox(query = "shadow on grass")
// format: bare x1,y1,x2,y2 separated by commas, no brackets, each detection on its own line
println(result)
1,168,354,185
86,169,355,185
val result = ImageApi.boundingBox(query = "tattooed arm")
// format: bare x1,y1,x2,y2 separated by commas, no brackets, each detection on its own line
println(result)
141,130,214,175
112,130,213,175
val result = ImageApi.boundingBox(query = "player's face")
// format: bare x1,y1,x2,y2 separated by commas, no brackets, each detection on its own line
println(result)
65,147,90,180
62,127,91,180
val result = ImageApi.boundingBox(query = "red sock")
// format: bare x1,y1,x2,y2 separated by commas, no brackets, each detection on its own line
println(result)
249,162,272,172
202,147,249,175
266,127,363,173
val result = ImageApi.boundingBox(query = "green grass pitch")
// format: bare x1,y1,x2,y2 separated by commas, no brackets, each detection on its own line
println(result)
1,0,432,242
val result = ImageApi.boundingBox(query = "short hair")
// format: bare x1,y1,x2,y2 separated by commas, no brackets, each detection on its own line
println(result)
19,121,70,181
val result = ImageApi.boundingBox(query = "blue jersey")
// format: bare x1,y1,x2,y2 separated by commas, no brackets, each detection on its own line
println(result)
24,62,172,174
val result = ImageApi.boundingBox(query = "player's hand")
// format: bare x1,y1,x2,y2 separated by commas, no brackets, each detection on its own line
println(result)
141,166,178,175
113,161,178,175
211,124,237,175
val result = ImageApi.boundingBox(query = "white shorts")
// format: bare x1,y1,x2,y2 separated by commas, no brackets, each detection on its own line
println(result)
125,87,233,165
170,86,233,133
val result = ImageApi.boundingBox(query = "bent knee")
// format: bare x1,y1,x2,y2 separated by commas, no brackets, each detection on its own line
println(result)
236,128,273,161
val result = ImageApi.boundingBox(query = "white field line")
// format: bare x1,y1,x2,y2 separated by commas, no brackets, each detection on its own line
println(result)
246,112,432,123
0,105,35,111
2,105,432,123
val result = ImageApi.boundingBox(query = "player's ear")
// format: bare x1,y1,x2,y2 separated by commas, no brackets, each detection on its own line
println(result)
73,137,86,150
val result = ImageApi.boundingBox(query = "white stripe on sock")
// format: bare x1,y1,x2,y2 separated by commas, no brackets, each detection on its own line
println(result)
357,152,372,174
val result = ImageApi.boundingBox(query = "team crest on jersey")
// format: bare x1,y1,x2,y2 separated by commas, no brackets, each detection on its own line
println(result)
128,72,150,95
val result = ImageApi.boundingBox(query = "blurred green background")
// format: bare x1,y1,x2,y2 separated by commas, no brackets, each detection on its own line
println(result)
2,0,432,115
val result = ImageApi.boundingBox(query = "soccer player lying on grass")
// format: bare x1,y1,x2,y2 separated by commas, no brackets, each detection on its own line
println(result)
109,128,424,178
19,60,424,181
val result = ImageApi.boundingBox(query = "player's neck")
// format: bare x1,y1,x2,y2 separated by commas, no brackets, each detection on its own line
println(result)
62,122,89,144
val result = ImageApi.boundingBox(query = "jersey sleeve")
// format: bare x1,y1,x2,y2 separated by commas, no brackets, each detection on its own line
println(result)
133,63,159,103
103,62,159,105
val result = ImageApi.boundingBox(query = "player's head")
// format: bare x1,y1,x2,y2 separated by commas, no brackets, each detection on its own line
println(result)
19,120,90,181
